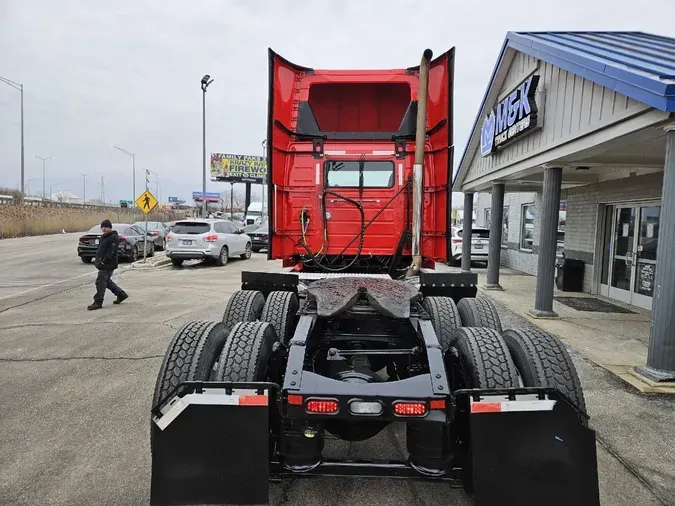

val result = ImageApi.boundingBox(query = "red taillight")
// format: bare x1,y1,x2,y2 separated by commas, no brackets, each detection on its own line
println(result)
451,238,462,244
306,399,339,414
392,401,428,417
165,233,172,241
204,233,218,242
79,236,87,243
119,236,127,242
260,235,268,240
152,231,160,236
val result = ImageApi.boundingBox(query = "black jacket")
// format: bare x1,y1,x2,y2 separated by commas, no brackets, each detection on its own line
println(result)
95,230,119,270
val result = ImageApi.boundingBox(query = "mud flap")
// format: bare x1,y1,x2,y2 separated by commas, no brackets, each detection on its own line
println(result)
460,389,600,506
150,384,273,506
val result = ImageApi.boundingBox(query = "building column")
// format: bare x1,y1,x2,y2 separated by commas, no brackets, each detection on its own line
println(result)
636,128,675,382
461,192,474,272
529,167,562,318
485,183,505,289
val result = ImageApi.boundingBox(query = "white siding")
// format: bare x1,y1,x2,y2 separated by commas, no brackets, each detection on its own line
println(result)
464,54,650,185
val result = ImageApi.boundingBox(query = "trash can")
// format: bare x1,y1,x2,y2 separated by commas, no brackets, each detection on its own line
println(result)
555,257,584,292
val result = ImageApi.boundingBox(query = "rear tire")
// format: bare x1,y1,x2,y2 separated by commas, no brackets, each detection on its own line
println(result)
446,327,518,496
421,296,461,351
252,247,261,253
447,327,519,390
215,321,277,381
457,297,502,333
171,258,183,267
151,321,230,450
81,256,92,263
502,328,587,416
261,291,299,344
222,290,265,328
215,246,228,266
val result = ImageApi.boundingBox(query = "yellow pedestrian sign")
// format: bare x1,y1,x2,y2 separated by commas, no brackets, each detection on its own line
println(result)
136,190,158,214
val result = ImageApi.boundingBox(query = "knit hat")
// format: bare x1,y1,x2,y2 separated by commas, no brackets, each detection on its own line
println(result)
101,219,112,228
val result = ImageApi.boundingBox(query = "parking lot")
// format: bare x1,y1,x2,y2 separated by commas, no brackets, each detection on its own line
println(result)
0,232,671,505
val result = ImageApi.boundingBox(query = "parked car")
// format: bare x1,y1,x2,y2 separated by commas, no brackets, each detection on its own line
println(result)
134,221,168,250
241,224,261,234
78,223,154,263
449,226,489,265
247,222,269,252
164,219,252,267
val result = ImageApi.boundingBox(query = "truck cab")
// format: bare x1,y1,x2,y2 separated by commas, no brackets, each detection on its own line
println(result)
266,49,455,275
244,201,265,226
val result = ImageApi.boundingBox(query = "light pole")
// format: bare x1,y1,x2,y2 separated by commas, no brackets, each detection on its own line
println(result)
34,156,54,199
112,145,136,205
201,74,214,218
0,75,25,202
78,172,89,204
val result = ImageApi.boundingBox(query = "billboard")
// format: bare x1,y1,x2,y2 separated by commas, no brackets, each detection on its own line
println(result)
192,191,222,202
210,153,267,184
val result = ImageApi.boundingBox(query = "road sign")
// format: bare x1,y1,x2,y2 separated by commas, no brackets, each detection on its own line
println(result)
136,190,158,214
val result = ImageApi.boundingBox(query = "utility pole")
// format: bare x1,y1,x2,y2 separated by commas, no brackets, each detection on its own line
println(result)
78,172,89,204
230,182,234,221
100,176,105,204
201,74,214,218
34,156,54,199
0,76,24,203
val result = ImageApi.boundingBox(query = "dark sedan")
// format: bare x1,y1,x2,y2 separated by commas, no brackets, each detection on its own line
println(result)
78,223,155,263
247,223,268,252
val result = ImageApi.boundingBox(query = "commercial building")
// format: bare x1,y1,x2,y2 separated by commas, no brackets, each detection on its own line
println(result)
453,31,675,382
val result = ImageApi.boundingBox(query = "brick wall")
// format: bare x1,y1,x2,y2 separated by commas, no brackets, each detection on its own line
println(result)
565,172,663,292
475,173,664,295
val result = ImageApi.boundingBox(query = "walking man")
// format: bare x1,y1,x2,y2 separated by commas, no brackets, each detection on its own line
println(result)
88,219,129,310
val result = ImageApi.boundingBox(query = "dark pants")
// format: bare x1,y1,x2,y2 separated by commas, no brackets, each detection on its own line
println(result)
94,269,124,303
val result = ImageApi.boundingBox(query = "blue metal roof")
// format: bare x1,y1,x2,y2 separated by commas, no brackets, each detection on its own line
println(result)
455,31,675,186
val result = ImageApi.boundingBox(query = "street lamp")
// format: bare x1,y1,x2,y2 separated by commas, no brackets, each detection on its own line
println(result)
0,75,25,202
201,74,214,218
112,145,136,205
78,172,89,204
34,156,54,199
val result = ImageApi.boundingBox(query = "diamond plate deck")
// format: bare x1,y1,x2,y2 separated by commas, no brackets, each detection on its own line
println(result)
306,277,421,318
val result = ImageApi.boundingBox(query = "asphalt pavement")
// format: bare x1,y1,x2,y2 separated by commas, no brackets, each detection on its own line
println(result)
0,236,671,505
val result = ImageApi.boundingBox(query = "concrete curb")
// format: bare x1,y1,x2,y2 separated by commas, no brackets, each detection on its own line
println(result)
129,253,171,269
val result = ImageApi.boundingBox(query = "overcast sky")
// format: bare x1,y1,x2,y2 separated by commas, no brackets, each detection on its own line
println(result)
1,0,675,204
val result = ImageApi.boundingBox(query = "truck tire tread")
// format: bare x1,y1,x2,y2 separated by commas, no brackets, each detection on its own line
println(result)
502,328,587,414
448,327,519,389
457,297,502,333
152,320,229,409
215,321,277,382
261,291,299,344
421,296,461,351
222,290,265,328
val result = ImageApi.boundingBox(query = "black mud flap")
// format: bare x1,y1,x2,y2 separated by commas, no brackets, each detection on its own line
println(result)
458,388,600,506
150,383,275,506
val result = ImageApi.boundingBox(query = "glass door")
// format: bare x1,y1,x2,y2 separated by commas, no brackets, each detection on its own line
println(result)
606,203,660,310
632,206,660,310
608,207,636,304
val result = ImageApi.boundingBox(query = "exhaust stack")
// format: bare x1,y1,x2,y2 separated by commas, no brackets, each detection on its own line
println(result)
407,48,433,277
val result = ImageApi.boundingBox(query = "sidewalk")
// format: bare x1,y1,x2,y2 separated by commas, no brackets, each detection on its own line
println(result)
459,266,675,505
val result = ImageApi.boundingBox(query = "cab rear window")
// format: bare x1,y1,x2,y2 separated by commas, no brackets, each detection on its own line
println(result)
172,222,210,234
325,160,394,188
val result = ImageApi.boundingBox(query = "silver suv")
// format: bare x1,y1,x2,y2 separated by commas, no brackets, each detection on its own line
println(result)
165,219,252,267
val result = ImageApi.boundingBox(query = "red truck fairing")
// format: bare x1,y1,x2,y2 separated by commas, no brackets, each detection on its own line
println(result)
266,49,454,271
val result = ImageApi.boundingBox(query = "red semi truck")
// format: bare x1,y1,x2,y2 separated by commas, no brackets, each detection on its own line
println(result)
266,48,453,275
149,49,600,506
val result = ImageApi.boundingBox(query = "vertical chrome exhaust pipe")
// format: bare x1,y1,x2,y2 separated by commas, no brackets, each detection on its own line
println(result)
407,48,433,277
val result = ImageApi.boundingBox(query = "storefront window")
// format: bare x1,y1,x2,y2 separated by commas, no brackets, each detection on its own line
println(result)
502,207,509,246
521,204,535,250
